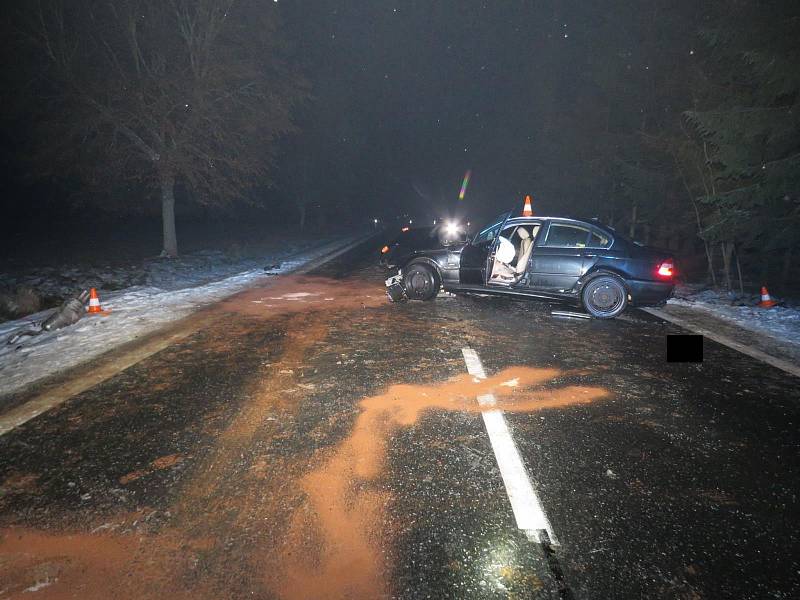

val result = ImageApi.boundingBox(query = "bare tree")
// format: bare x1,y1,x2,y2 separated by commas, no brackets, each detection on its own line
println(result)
21,0,308,256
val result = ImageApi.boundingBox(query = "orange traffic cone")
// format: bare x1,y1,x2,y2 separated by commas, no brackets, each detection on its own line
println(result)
522,195,534,217
87,288,104,313
758,286,777,308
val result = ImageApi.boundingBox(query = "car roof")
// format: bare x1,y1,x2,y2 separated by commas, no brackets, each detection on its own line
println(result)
505,215,613,232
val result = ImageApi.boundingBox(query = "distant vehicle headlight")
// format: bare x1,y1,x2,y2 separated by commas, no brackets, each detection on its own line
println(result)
439,221,466,246
445,221,460,236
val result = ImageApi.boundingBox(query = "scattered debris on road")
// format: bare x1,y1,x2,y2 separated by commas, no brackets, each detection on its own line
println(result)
550,310,591,320
263,261,282,273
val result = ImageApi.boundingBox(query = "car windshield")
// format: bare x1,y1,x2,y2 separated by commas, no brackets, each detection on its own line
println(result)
472,212,511,245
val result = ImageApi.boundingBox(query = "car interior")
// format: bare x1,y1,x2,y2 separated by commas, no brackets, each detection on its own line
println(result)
489,223,540,285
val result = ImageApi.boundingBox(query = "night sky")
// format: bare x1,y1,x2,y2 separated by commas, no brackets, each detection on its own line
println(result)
278,0,700,225
282,1,567,223
0,0,730,233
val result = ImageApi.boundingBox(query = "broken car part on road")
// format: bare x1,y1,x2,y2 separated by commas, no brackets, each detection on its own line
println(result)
385,273,406,302
5,290,90,345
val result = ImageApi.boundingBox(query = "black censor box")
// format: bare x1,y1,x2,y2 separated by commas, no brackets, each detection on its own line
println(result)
666,334,703,362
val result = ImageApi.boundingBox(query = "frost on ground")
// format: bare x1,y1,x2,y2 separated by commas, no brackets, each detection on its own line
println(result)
0,237,340,318
667,283,800,349
0,235,364,400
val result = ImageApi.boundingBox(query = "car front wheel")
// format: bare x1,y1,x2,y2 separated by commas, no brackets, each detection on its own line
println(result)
403,264,440,301
581,275,628,319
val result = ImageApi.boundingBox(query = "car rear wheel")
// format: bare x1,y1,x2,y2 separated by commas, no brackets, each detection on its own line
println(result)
581,275,628,319
404,264,440,301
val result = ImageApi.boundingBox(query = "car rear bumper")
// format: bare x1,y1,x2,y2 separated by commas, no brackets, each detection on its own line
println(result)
627,280,674,305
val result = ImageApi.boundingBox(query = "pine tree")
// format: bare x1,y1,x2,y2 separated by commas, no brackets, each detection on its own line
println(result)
684,1,800,288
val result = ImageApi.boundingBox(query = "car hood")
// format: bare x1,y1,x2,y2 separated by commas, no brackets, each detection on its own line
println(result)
389,229,466,252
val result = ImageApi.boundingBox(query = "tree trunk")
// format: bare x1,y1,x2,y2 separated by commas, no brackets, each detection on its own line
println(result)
692,203,716,286
780,245,793,289
607,181,616,227
629,202,638,239
315,204,325,230
673,151,716,286
160,172,178,258
705,243,716,287
734,244,744,296
720,242,734,291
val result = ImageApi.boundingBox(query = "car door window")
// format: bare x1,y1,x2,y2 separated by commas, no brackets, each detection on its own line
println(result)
472,212,510,246
588,230,612,248
473,224,500,245
543,224,591,248
499,225,518,243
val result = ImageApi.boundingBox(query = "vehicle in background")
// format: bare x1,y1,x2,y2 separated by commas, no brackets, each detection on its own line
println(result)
379,221,467,270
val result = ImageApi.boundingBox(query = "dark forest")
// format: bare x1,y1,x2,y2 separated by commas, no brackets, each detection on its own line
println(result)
2,0,798,289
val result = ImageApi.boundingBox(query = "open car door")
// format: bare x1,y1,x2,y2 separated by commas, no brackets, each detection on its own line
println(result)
459,211,511,285
486,220,542,286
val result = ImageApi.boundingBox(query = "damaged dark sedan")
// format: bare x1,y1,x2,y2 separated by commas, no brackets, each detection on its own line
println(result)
381,211,675,319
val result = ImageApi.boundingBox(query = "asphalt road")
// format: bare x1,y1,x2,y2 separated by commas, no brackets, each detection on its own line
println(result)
1,240,799,599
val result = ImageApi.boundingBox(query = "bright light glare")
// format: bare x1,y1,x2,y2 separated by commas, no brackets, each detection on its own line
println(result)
657,260,674,278
478,539,518,592
445,221,460,236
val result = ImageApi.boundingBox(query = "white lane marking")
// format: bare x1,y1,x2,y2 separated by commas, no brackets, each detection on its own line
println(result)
641,307,800,379
462,348,559,545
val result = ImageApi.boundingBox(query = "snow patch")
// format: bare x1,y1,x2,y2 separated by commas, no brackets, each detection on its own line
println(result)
0,235,365,399
668,284,800,348
268,292,321,300
24,580,56,593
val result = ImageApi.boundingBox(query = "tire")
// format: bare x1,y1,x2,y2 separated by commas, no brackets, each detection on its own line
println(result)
581,274,628,319
403,263,440,301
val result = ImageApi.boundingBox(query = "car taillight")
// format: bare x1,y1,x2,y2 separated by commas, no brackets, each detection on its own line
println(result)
657,260,675,278
381,245,390,254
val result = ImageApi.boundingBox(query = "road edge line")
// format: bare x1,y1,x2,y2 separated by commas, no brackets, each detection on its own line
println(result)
640,307,800,379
